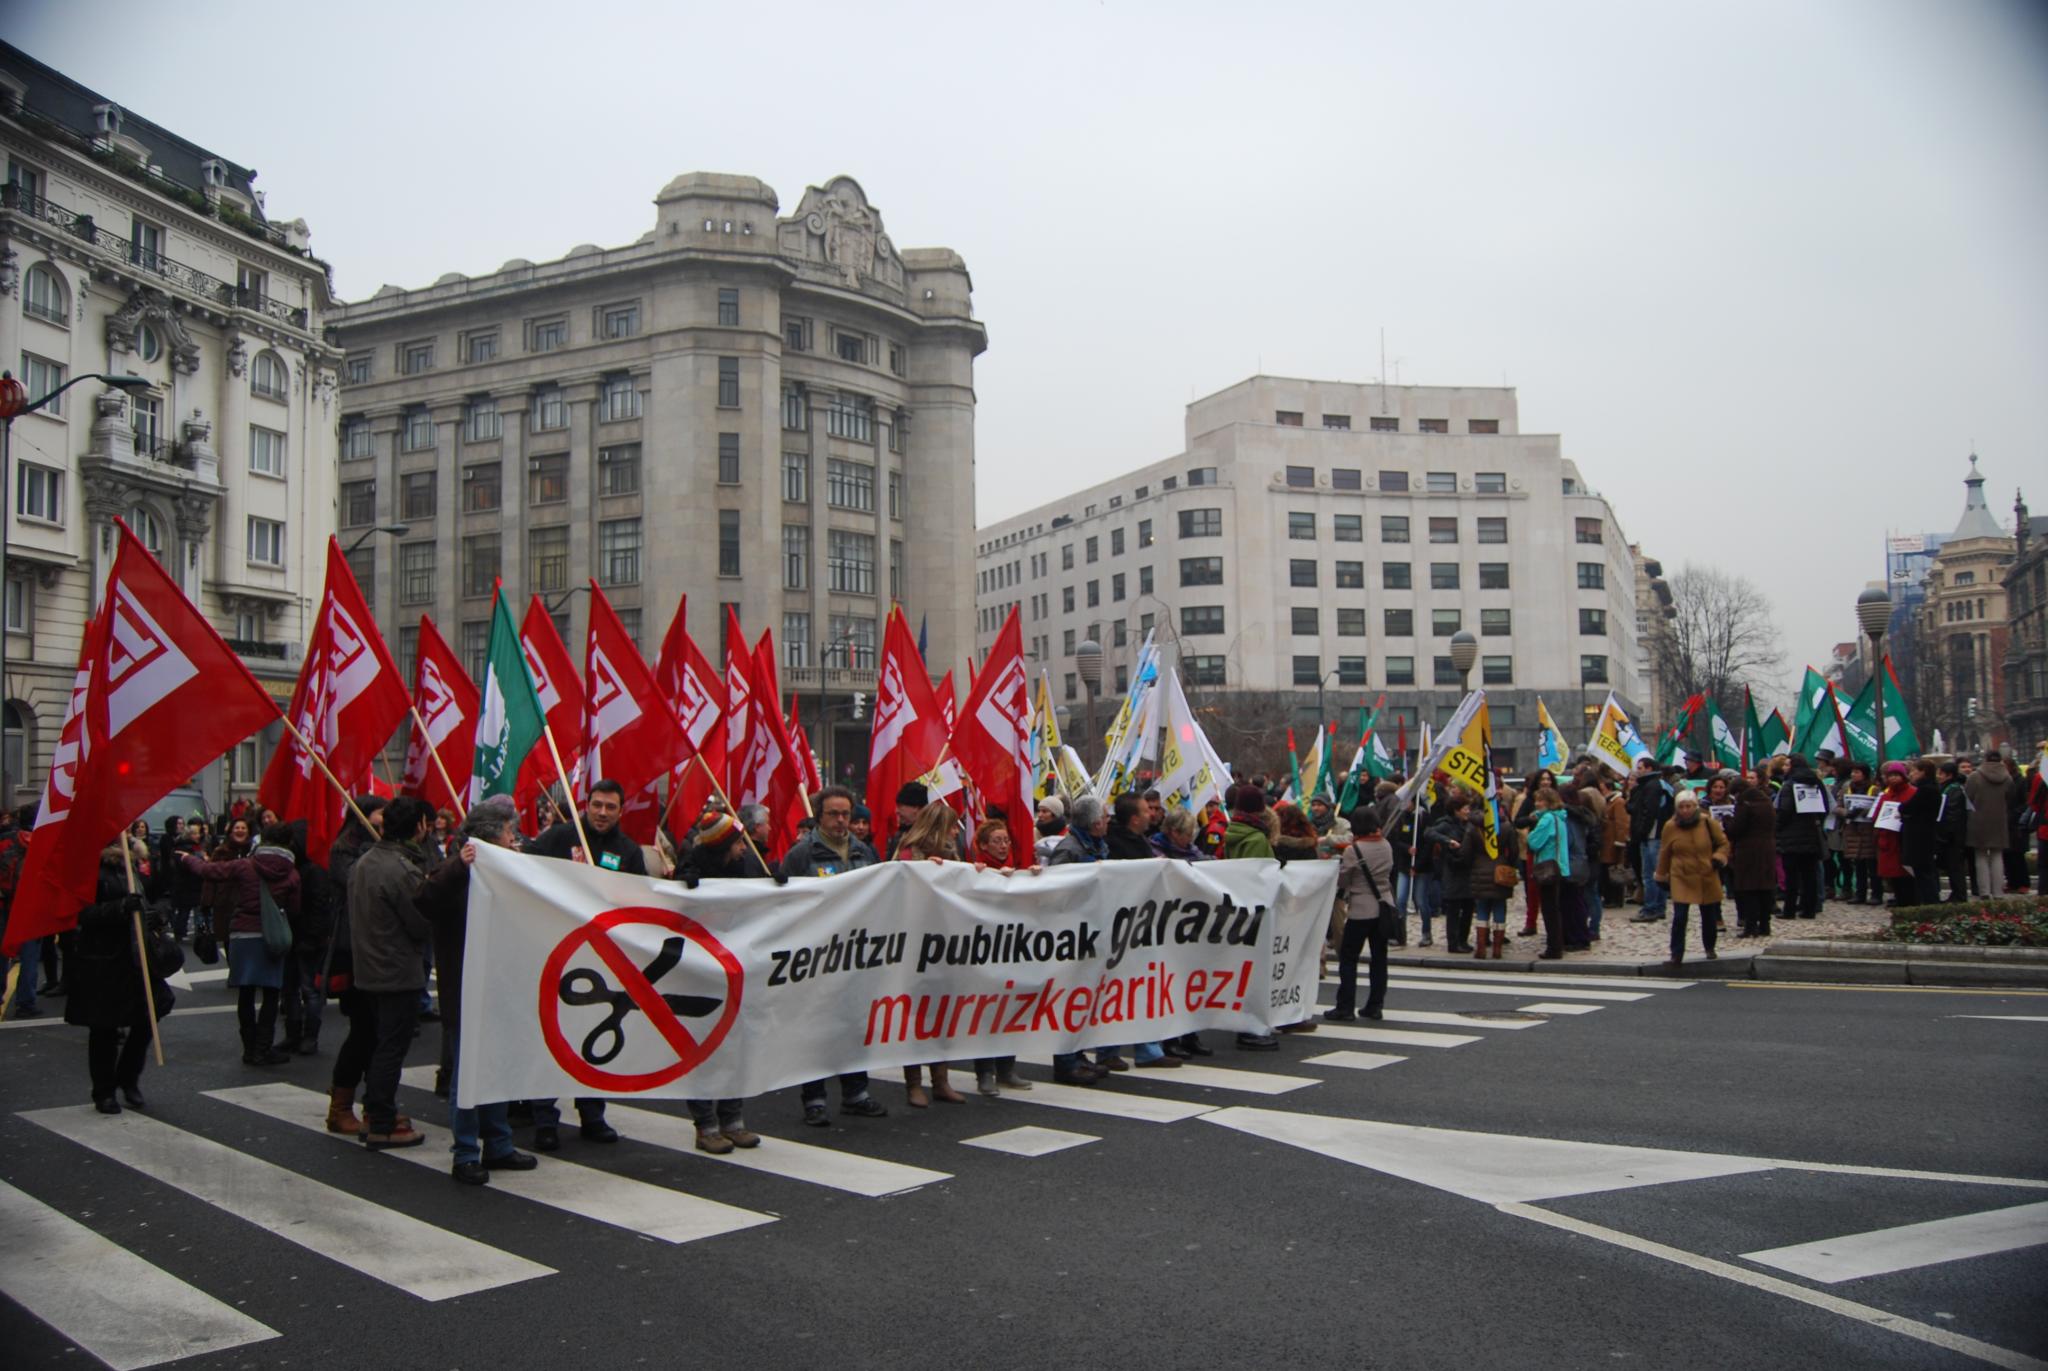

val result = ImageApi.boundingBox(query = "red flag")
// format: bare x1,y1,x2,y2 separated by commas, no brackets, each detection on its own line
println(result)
400,616,478,815
951,608,1033,860
654,597,725,831
743,630,807,853
1397,716,1409,772
788,695,822,793
723,605,754,795
5,522,279,953
582,583,684,844
866,607,948,852
514,596,584,835
262,539,410,863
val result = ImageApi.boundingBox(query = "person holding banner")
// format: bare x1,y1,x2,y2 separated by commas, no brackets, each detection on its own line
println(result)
781,786,891,1124
67,845,177,1112
1326,809,1395,1019
1655,791,1730,966
895,802,974,1104
415,797,541,1183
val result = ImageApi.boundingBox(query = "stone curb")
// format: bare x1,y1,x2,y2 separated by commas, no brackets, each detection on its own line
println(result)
1388,946,2048,988
1763,939,2048,963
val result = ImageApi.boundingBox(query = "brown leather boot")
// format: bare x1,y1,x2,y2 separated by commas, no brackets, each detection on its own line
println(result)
904,1066,929,1108
1473,931,1488,959
326,1086,363,1135
1491,928,1505,959
930,1065,964,1103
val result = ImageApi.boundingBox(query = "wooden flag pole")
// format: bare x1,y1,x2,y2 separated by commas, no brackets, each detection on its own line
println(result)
119,837,166,1066
272,710,379,838
689,753,772,877
374,751,398,793
408,705,469,821
541,721,594,865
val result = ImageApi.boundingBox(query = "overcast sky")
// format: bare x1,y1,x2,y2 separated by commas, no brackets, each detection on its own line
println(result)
14,0,2045,700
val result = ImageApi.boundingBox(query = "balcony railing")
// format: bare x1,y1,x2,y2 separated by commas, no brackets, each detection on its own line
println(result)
225,638,291,660
783,665,879,692
0,184,310,330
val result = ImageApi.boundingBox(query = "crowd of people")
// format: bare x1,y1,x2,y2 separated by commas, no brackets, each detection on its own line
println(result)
0,741,2039,1181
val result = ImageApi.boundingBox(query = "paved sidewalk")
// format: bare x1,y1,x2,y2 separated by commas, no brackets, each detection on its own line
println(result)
1384,895,1893,969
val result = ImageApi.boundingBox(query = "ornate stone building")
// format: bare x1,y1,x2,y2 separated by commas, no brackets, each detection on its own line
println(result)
2002,491,2048,753
330,173,984,783
1914,457,2015,754
0,42,341,808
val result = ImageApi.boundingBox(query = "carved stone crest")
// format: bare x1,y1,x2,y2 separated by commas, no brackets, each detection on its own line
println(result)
105,287,202,374
0,245,17,297
227,334,247,377
781,177,902,294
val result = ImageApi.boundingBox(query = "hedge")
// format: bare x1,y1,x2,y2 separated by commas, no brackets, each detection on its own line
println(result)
1884,896,2048,947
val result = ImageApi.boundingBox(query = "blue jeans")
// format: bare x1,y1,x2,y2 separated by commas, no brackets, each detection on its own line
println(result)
530,1097,607,1127
1587,882,1604,938
9,940,41,1013
1639,840,1666,915
1131,1042,1167,1063
1475,895,1508,928
447,1033,513,1164
1395,869,1414,914
1413,872,1442,938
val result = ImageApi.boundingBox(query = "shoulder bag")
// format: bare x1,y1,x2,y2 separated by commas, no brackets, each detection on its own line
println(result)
258,878,293,960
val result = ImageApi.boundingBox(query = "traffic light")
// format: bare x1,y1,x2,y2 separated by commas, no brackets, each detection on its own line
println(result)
851,691,867,720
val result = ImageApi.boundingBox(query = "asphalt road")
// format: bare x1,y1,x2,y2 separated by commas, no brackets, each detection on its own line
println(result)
3,966,2043,1371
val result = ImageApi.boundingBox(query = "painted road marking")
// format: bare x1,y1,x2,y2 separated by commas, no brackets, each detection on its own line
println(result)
600,1103,952,1197
962,1125,1098,1157
1310,1023,1481,1049
1743,1201,2048,1284
210,1083,775,1244
968,1077,1217,1123
1377,1008,1546,1030
1202,1106,1773,1203
0,1004,236,1030
164,967,230,991
1729,983,2048,997
22,1105,551,1300
1954,1015,2048,1023
1300,1050,1408,1071
0,1178,278,1369
1519,1002,1604,1015
1012,1054,1319,1095
1502,1201,2047,1371
1385,966,1691,991
1385,979,1651,1002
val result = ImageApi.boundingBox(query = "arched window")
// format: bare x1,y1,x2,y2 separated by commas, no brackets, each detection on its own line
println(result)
251,350,288,401
138,325,162,362
129,504,165,559
2,700,30,797
23,263,67,324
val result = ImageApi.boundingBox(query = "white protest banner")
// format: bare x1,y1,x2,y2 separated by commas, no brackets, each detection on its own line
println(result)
458,845,1334,1108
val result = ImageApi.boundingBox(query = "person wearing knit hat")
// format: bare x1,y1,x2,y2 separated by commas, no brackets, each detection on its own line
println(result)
849,804,873,846
885,782,931,859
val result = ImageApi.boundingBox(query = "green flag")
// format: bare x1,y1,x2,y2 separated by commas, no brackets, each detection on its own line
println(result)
1790,667,1830,755
1758,709,1790,759
1707,699,1743,770
1742,690,1764,770
470,592,547,801
1842,661,1920,764
1336,706,1381,815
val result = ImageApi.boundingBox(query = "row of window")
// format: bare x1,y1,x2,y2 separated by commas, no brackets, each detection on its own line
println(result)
780,384,910,453
1056,652,1607,699
1166,603,1612,645
341,444,644,526
367,300,652,384
779,527,906,601
783,315,908,377
1273,412,1500,436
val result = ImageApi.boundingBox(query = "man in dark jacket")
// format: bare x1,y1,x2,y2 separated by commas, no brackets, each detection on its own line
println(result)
1774,756,1828,918
779,786,888,1124
1627,762,1674,922
525,779,641,1149
349,796,433,1149
416,795,538,1184
322,796,385,1136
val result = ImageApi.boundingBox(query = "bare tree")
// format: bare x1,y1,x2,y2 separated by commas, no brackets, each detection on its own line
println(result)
1658,566,1786,724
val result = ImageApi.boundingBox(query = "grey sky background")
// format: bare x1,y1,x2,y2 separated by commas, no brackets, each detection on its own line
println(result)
13,0,2045,707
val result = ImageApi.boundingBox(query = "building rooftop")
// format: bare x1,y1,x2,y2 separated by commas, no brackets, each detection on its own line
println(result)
1950,454,2007,541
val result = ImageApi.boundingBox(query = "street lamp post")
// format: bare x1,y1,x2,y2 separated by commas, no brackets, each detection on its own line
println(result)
1857,587,1892,773
0,370,151,801
1076,638,1103,769
1450,630,1479,694
343,523,408,556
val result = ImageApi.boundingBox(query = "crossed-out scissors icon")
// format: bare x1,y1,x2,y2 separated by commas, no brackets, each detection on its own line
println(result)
557,936,724,1066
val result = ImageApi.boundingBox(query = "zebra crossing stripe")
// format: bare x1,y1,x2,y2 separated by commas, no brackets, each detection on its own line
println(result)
1376,1008,1545,1030
1387,966,1689,991
0,1178,278,1369
1310,1023,1481,1049
1385,979,1650,1002
1010,1055,1321,1095
208,1083,776,1244
22,1105,552,1300
1301,1050,1408,1071
1519,1003,1604,1015
598,1104,952,1197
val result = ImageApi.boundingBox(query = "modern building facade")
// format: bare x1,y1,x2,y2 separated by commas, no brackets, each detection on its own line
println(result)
1914,457,2015,754
973,377,1644,775
1,43,341,808
330,173,983,784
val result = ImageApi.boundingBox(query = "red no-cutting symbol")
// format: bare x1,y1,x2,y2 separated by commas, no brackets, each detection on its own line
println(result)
538,906,744,1092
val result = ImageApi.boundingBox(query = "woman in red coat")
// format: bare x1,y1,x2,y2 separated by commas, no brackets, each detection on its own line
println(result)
1872,762,1915,909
